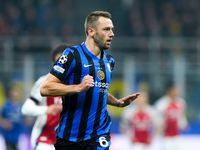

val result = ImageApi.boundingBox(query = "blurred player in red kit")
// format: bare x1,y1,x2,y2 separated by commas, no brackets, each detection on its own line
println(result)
120,91,161,150
21,44,71,150
155,83,188,150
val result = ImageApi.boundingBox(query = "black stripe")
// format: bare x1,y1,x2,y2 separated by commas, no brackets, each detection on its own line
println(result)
103,115,111,131
106,54,111,61
102,112,108,127
77,45,95,141
62,52,74,77
92,59,107,136
106,54,115,70
30,96,39,105
63,48,82,140
50,51,74,81
56,78,70,135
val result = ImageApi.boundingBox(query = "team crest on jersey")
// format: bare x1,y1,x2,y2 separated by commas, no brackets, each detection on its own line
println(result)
107,63,111,72
58,54,68,64
97,70,105,80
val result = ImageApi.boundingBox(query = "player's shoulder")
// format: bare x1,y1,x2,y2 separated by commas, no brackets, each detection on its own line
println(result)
2,100,10,108
122,104,137,116
176,96,185,101
176,97,186,105
145,105,157,115
35,75,47,86
155,95,169,109
30,75,47,94
104,52,115,62
63,45,79,54
145,104,155,111
156,95,168,103
121,104,134,116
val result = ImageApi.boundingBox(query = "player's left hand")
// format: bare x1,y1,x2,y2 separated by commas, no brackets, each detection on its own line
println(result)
46,104,62,116
117,93,140,107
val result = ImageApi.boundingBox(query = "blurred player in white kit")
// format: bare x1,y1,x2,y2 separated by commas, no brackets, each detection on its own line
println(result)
21,44,71,150
120,91,161,150
155,83,188,150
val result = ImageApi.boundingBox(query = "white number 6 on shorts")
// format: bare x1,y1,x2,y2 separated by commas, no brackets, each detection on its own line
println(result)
99,137,108,147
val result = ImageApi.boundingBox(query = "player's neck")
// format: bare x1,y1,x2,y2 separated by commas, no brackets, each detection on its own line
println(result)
137,104,144,110
85,38,102,59
168,94,177,100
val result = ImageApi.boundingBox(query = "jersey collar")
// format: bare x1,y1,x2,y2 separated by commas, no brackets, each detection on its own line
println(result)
81,42,105,60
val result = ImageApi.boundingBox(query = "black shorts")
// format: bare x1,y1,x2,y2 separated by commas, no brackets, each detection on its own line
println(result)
54,134,111,150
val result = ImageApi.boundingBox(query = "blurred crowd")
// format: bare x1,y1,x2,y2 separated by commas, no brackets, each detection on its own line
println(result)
125,0,200,37
0,81,33,150
0,0,199,37
0,0,74,37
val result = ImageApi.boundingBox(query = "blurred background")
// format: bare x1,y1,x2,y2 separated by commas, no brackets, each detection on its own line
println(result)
0,0,200,149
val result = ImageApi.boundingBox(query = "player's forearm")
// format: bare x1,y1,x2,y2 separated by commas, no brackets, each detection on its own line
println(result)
107,93,119,107
21,99,47,116
40,82,81,97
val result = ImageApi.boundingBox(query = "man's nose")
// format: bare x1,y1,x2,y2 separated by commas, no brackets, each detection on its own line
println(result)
109,30,114,37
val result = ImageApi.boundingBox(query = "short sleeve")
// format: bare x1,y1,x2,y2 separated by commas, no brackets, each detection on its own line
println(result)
151,106,163,127
50,48,75,81
29,76,46,104
120,105,133,127
106,54,115,72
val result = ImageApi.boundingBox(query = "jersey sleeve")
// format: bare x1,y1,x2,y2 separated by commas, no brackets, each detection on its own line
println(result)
110,57,115,72
21,98,47,116
106,54,115,72
155,96,167,114
50,48,75,81
151,106,163,128
178,98,188,129
120,105,133,133
29,76,47,104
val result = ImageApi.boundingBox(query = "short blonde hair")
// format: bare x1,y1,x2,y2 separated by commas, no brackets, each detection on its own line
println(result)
84,11,112,36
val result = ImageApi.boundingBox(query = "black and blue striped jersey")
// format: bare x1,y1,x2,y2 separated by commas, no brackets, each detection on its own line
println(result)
50,42,115,142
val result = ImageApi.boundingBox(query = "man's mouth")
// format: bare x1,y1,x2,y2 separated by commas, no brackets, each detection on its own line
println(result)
106,39,112,44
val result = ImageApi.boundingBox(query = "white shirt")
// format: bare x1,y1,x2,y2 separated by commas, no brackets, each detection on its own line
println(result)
21,75,62,149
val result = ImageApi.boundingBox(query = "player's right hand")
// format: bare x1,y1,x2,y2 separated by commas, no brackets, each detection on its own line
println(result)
78,75,94,92
46,104,62,116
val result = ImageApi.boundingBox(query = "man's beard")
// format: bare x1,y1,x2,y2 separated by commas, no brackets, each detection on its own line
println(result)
93,32,109,51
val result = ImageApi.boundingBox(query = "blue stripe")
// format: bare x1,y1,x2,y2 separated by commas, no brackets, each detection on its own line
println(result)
69,46,90,140
64,58,76,78
69,92,86,141
85,91,99,137
58,109,68,138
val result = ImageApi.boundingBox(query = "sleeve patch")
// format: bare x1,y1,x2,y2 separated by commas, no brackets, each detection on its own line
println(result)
58,54,68,64
53,65,65,73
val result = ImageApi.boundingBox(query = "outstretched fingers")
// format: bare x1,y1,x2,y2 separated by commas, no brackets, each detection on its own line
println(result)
119,93,140,107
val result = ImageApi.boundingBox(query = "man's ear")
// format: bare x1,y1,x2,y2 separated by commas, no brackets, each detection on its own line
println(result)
88,27,95,38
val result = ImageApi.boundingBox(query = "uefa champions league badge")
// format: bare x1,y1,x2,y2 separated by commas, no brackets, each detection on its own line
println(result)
58,54,68,64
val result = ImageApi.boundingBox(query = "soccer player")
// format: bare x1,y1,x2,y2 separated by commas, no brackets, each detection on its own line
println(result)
155,83,188,150
120,91,161,150
21,44,72,150
0,82,27,150
40,11,140,150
